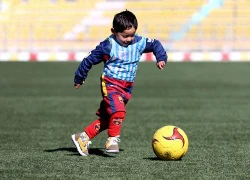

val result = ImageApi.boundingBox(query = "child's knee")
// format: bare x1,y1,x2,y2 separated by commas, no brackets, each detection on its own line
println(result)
110,111,126,123
108,111,126,137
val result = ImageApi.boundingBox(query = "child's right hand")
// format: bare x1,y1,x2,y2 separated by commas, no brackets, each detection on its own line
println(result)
74,83,81,89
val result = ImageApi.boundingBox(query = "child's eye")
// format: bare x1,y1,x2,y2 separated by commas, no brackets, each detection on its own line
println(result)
122,35,134,38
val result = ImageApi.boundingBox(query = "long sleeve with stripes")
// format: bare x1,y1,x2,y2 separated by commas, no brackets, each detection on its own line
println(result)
74,34,167,84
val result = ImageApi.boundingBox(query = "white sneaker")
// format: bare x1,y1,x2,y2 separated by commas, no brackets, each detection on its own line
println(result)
105,136,120,153
71,132,92,156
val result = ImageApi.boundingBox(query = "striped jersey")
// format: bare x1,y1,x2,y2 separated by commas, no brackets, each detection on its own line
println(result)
74,34,167,84
103,36,147,82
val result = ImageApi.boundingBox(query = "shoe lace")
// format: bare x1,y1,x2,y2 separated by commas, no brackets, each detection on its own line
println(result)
80,133,92,147
111,137,121,143
86,141,92,147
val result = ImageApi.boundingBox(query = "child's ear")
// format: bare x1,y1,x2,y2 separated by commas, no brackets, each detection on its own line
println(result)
111,28,115,34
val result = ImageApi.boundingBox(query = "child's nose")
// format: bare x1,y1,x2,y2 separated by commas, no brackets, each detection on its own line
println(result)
126,37,132,42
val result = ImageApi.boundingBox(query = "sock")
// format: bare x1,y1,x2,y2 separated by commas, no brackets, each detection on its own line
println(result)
108,111,126,137
84,118,108,139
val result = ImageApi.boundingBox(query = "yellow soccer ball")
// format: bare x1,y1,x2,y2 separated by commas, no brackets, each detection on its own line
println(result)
152,125,189,160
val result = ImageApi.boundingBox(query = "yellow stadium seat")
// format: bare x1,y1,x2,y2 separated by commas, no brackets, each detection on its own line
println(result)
0,0,249,52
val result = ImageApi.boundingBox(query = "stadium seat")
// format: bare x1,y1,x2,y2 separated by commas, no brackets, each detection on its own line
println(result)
0,0,249,52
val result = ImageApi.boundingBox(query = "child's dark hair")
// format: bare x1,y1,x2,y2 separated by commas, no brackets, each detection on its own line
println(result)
113,10,138,32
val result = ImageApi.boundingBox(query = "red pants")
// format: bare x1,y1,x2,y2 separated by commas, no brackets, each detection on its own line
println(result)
85,75,134,138
96,75,134,119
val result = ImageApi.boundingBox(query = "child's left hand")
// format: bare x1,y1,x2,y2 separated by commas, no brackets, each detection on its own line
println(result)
156,61,166,70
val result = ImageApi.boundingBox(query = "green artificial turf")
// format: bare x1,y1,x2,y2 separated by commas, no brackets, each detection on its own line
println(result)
0,62,250,180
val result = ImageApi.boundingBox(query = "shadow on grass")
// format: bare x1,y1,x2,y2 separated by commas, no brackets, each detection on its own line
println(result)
44,148,123,157
144,157,183,161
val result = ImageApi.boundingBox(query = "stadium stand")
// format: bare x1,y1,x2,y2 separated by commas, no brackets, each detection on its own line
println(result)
0,0,249,60
178,0,250,51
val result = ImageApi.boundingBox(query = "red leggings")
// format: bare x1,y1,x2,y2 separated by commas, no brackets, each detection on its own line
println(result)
85,76,132,139
85,111,126,139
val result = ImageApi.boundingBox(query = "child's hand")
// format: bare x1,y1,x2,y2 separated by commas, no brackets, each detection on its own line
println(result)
74,83,81,89
156,61,166,70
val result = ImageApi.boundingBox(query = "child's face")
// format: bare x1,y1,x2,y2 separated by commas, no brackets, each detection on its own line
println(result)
111,27,136,47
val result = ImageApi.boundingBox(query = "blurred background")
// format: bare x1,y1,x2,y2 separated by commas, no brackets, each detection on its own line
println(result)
0,0,249,61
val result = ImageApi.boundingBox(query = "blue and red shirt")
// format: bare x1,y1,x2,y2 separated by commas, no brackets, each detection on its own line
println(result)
75,34,167,84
